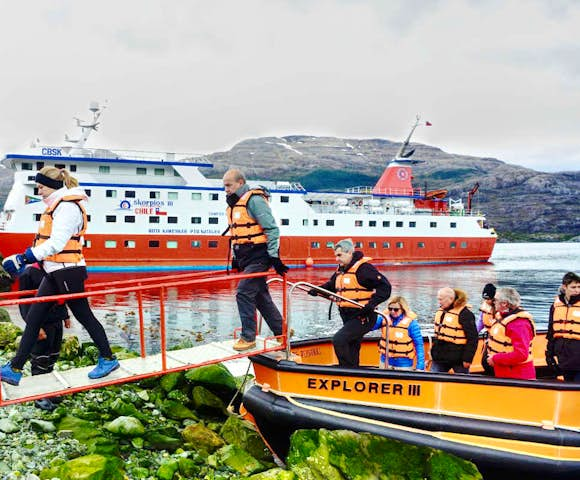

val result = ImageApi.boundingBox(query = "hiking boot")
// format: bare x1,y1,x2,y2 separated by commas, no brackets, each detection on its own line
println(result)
1,362,22,386
48,395,64,404
233,338,257,351
88,357,120,379
34,398,56,412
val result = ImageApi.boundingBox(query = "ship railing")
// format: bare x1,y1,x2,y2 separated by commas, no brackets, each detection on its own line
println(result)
0,270,290,407
37,145,206,163
346,186,425,197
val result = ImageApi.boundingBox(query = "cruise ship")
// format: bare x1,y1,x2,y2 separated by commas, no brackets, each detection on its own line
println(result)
0,103,496,271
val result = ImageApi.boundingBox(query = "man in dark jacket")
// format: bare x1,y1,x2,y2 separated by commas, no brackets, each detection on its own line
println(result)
310,238,391,367
546,272,580,382
430,287,478,373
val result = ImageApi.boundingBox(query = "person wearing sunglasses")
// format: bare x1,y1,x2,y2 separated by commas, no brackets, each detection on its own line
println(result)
373,295,425,370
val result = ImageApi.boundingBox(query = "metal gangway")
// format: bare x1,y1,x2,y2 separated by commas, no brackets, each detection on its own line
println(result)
0,270,290,407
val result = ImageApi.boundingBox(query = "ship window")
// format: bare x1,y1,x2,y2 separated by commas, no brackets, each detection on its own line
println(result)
150,191,160,199
418,242,425,248
166,241,178,249
99,166,110,174
85,189,91,197
383,242,390,249
55,163,66,169
326,220,334,226
33,187,39,195
313,219,318,226
396,221,403,227
369,221,377,227
106,215,116,223
149,216,160,224
208,241,218,248
430,222,437,228
355,220,363,227
70,165,77,172
369,242,377,248
106,190,117,198
355,241,363,248
33,213,41,221
84,239,91,248
326,241,335,248
281,219,290,226
36,162,45,170
154,168,165,176
174,170,180,176
137,167,147,175
87,215,91,222
311,242,320,248
105,240,117,248
28,176,36,181
149,240,160,248
396,241,404,248
168,216,178,224
191,217,201,224
383,221,390,227
450,222,457,228
191,240,201,248
208,217,219,224
303,219,309,226
210,193,219,201
450,241,457,248
124,240,136,248
125,216,135,223
409,221,416,228
281,196,289,203
460,241,468,248
22,162,33,170
125,190,136,198
192,192,202,200
168,192,178,200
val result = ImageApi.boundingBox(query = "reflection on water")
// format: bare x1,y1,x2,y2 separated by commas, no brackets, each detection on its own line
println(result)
64,242,580,353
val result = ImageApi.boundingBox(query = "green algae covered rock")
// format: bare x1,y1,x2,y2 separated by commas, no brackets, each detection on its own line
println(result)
104,416,145,437
144,428,182,451
249,468,297,480
54,454,125,480
185,363,237,395
0,307,11,322
209,443,265,476
160,398,199,421
109,397,149,423
287,429,483,480
157,458,179,480
220,415,273,463
191,385,228,416
182,422,225,453
57,415,101,442
60,335,82,360
0,321,21,348
160,370,184,392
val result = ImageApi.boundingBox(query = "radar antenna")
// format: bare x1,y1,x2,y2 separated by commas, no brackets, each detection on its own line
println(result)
64,101,107,149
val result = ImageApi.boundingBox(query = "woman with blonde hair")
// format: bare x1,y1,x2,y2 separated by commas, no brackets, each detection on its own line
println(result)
373,295,425,370
2,166,119,385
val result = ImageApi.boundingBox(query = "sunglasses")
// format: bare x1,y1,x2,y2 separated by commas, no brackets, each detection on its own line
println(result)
388,307,401,312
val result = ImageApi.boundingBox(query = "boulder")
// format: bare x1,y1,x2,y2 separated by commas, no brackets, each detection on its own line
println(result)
159,371,184,392
220,415,273,462
182,422,225,453
191,385,227,416
156,458,179,480
209,444,265,476
0,418,19,434
0,307,10,322
160,399,199,421
55,454,125,480
104,416,145,437
143,429,182,451
57,415,100,442
184,363,237,397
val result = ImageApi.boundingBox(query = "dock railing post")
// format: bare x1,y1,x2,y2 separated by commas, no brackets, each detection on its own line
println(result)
137,286,146,358
159,286,167,372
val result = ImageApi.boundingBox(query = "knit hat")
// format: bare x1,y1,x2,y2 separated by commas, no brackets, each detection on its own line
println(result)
482,283,496,299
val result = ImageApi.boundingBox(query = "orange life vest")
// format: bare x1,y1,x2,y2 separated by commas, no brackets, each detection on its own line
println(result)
33,195,87,263
379,315,414,359
479,301,496,331
226,189,268,245
434,305,468,345
335,257,374,308
552,296,580,341
487,311,536,362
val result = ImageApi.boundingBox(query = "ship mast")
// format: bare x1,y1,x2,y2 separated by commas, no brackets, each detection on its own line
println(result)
395,114,422,159
65,101,106,150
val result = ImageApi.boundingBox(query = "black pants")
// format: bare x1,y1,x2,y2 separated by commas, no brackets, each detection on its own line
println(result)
11,266,113,370
30,321,63,376
332,310,374,367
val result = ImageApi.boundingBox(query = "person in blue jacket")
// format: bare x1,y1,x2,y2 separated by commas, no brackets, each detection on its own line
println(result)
373,295,425,370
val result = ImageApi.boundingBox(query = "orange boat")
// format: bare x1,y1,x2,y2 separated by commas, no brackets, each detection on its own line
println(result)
242,332,580,479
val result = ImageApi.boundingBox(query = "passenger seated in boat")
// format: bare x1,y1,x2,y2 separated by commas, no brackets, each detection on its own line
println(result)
372,295,425,370
308,238,391,367
477,283,497,376
487,287,536,380
430,287,478,374
546,271,580,382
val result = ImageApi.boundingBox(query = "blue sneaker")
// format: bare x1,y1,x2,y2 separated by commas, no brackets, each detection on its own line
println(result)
88,357,120,379
1,362,22,386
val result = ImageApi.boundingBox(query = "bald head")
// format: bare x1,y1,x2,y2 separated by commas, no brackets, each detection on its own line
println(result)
223,169,246,195
437,287,455,309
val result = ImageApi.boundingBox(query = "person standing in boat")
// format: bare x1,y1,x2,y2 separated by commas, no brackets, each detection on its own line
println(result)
374,295,425,370
477,283,497,376
430,287,478,373
487,287,536,380
309,238,391,367
546,272,580,382
223,168,289,352
1,167,119,386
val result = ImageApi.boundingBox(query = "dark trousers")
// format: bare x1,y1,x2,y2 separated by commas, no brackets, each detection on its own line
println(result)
12,267,113,370
30,321,63,376
333,311,374,367
430,361,469,374
237,261,283,341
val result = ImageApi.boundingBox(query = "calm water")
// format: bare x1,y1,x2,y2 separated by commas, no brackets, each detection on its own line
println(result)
11,242,578,353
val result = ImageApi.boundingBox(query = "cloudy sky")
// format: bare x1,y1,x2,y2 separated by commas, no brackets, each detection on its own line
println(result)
1,0,579,172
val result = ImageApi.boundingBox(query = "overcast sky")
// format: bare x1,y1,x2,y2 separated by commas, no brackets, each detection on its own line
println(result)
1,0,579,172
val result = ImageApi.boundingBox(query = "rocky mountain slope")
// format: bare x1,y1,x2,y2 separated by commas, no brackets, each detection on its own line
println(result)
1,136,578,240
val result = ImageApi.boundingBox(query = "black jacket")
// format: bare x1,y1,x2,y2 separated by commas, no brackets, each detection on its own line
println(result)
431,304,478,365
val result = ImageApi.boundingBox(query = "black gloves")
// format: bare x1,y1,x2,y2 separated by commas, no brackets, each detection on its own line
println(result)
270,257,289,276
231,258,240,272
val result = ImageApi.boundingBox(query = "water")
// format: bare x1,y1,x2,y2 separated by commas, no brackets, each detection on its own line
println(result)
7,242,579,353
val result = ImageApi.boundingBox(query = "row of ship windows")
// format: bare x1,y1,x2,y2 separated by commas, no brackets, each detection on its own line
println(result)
85,240,470,250
32,213,457,229
23,162,180,178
